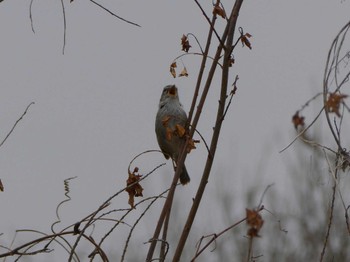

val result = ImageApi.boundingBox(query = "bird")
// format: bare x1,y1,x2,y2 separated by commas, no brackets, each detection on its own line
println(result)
155,85,190,185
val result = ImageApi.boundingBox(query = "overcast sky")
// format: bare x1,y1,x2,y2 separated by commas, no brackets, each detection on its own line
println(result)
0,0,349,261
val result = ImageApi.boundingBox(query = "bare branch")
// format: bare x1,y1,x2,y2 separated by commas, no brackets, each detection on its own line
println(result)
191,206,264,261
89,0,141,28
29,0,35,33
60,0,67,54
0,102,35,149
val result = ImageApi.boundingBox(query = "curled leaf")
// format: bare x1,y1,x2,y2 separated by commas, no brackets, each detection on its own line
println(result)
178,67,188,77
181,34,191,53
292,111,305,130
125,167,143,208
213,5,226,19
170,62,177,78
187,138,199,153
241,33,252,49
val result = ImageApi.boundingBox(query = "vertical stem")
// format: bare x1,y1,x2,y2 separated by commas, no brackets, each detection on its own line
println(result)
159,205,172,261
246,237,253,262
320,158,339,262
187,0,218,125
172,1,244,261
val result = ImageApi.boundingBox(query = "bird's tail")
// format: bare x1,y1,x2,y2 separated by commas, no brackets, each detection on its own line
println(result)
179,164,190,185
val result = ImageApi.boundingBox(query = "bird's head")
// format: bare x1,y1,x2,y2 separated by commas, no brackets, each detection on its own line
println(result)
159,85,181,107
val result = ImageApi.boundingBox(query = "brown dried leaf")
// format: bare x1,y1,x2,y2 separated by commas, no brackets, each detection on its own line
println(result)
186,138,199,154
246,208,264,237
181,34,191,53
292,112,305,130
0,179,3,192
170,62,177,78
125,167,143,209
241,33,252,49
178,67,188,77
73,222,81,235
213,5,226,19
325,92,348,117
247,228,259,238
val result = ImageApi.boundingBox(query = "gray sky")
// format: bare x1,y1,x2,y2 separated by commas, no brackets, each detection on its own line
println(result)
0,0,349,261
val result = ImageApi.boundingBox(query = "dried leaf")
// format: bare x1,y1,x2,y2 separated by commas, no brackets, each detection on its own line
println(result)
170,62,177,78
246,208,264,237
292,112,305,130
241,33,252,49
0,179,3,192
213,5,226,19
181,34,191,53
247,228,259,238
186,139,199,154
125,167,143,209
73,222,81,235
178,67,188,77
325,92,348,117
230,84,237,95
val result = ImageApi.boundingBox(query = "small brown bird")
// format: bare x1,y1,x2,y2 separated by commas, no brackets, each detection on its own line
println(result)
155,85,190,184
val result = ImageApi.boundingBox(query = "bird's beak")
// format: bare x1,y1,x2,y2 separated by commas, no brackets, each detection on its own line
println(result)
168,85,177,96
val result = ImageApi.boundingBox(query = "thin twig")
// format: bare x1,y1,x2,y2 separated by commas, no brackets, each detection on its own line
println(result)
172,52,223,69
191,206,264,261
12,229,79,262
69,163,165,262
29,0,35,33
246,237,253,262
89,0,141,27
193,0,225,49
191,127,210,156
89,188,169,261
60,0,67,54
0,231,74,258
0,102,35,148
279,107,324,153
121,192,165,261
187,33,205,54
187,1,218,125
160,205,171,261
319,156,339,262
222,75,239,120
346,206,350,235
256,183,274,209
